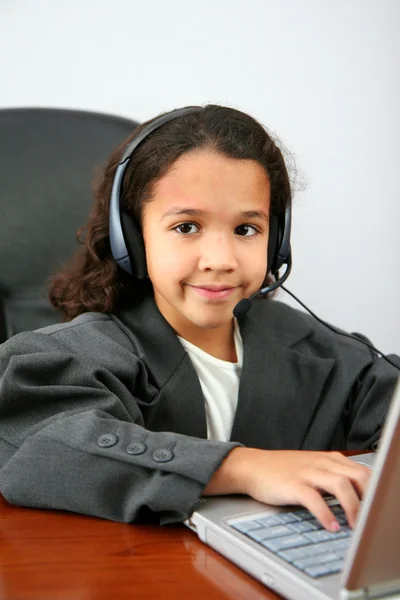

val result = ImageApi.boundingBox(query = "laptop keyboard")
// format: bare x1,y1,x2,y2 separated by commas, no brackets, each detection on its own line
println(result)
229,505,352,578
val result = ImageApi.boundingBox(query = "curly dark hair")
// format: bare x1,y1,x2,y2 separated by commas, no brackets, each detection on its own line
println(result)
48,104,297,320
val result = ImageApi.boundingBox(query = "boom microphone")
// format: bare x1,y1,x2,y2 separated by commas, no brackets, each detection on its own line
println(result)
233,255,292,319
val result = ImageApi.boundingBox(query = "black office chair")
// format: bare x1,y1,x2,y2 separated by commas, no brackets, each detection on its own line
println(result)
0,107,139,342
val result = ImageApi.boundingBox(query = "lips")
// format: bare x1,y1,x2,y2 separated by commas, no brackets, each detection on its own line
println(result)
187,284,237,300
192,285,235,292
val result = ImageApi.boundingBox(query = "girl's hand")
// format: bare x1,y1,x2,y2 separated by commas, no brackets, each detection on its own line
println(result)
204,448,371,532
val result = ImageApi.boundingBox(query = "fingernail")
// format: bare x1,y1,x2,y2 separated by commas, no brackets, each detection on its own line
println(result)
330,520,340,532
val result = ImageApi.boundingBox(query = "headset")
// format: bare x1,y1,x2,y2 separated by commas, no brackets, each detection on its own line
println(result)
108,106,399,372
109,106,292,289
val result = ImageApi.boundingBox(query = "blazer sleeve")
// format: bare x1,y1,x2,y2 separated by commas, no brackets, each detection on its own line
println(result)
0,331,240,525
341,346,400,450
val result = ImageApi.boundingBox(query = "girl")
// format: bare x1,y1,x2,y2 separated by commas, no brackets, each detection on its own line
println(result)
0,105,397,533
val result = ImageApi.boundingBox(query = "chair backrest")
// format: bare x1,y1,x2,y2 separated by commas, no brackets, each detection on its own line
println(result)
0,107,139,342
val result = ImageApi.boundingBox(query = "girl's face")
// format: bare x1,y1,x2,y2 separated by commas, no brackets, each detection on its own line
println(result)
141,149,271,343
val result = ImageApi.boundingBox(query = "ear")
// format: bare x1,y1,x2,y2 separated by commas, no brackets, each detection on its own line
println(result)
120,211,147,279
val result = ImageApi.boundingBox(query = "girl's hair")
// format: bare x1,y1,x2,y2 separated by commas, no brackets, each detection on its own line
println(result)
49,104,298,320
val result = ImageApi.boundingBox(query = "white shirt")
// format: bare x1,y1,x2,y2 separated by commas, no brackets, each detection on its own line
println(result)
177,320,243,441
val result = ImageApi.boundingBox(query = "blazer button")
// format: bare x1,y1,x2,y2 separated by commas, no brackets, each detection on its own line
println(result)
126,442,147,455
98,433,118,448
153,449,174,463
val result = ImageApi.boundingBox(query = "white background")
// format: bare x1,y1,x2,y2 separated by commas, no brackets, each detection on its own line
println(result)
1,0,399,353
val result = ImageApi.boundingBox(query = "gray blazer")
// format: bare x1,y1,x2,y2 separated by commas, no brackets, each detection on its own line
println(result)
0,295,398,524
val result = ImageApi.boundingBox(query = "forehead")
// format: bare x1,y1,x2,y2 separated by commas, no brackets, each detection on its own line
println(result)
149,149,270,213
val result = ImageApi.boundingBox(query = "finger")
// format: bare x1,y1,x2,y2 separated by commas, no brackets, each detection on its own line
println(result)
307,470,361,528
295,485,341,532
318,457,371,499
334,466,370,500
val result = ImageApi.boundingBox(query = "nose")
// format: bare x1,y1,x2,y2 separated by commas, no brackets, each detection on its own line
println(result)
198,232,238,272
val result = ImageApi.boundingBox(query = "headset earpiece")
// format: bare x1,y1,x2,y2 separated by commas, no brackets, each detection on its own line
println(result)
267,207,291,275
267,215,279,274
120,212,147,279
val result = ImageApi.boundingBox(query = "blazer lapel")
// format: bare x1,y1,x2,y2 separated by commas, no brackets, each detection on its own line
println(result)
116,294,208,439
231,301,335,450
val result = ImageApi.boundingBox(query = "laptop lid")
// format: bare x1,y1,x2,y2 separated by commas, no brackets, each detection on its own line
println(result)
341,378,400,599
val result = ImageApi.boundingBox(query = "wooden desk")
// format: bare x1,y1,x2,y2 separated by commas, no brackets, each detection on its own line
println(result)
0,494,282,600
0,452,368,600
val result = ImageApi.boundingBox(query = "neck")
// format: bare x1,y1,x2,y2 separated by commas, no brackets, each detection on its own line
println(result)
178,321,237,362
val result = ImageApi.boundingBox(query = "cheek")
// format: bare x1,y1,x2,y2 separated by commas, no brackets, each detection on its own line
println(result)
144,231,190,281
247,247,269,291
246,240,269,276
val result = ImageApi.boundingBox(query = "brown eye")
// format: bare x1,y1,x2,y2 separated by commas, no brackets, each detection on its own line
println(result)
175,223,199,234
235,224,258,237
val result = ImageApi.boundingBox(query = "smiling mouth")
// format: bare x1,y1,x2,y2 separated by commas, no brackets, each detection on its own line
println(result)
194,285,234,291
187,284,238,300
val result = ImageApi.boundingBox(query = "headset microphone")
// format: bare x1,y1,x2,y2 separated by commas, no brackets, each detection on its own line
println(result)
233,254,292,318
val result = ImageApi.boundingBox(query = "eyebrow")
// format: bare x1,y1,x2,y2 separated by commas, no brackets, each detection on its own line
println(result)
160,208,269,222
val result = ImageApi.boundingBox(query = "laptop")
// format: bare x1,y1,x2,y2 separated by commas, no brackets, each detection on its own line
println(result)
185,379,400,600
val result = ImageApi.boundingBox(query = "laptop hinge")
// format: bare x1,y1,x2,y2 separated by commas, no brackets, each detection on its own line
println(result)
341,581,400,600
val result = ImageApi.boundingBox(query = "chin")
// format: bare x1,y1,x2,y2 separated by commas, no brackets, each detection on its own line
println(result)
190,313,234,330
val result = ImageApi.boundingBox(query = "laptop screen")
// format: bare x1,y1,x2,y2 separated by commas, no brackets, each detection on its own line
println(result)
342,379,400,593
